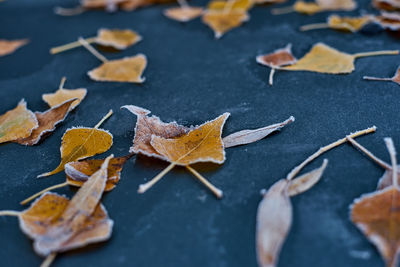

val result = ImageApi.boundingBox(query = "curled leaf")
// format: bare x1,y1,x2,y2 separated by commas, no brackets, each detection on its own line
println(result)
16,99,75,146
150,113,230,165
0,99,38,144
164,6,204,22
374,11,400,31
223,116,294,148
287,159,328,196
256,179,292,267
0,39,29,56
88,54,147,83
65,154,132,191
373,0,400,11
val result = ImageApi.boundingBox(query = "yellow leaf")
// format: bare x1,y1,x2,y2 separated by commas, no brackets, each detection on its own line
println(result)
42,87,86,110
281,43,398,74
328,15,372,32
0,39,29,57
293,1,322,14
150,113,230,166
164,6,204,22
207,0,253,11
0,99,38,143
38,127,113,177
88,54,147,83
95,28,142,49
202,10,249,38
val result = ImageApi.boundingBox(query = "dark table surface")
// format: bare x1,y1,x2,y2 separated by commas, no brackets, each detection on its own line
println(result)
0,0,398,266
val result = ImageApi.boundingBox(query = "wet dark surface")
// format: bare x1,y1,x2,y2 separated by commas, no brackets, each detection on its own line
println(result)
0,0,398,266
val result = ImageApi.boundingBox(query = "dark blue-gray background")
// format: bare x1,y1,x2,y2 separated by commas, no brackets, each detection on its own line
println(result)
0,0,398,266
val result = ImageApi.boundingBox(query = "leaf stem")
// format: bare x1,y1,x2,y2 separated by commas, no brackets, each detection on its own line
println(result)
50,37,96,54
177,0,189,9
94,109,113,129
59,76,67,89
346,136,392,170
271,6,294,15
40,252,57,267
54,6,86,16
78,37,108,63
269,68,275,86
384,138,398,188
0,210,20,217
138,163,176,193
186,165,223,198
300,23,329,31
20,182,69,205
363,76,392,82
353,50,399,59
286,126,376,181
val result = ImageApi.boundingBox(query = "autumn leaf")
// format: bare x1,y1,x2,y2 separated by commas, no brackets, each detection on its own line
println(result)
16,98,75,146
0,155,114,266
272,0,356,15
256,127,376,267
256,44,297,85
0,99,38,144
374,11,400,31
349,138,400,267
280,43,398,74
88,55,147,83
120,0,175,11
37,110,113,177
300,15,373,32
50,28,142,54
42,77,87,110
373,0,400,11
164,6,204,22
0,39,29,56
364,65,400,86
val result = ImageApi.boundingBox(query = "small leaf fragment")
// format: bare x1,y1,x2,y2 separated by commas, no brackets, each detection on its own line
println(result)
16,99,75,146
256,44,297,69
88,54,147,83
164,6,204,22
0,39,29,56
65,154,132,191
223,116,294,148
38,127,113,177
0,99,38,144
95,28,142,49
287,159,328,196
256,179,292,267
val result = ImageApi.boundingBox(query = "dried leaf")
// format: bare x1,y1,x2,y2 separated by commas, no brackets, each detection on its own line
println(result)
287,159,328,196
301,15,373,32
256,179,292,267
374,11,400,31
373,0,400,11
202,11,249,38
65,154,132,191
164,6,204,22
122,105,190,159
377,165,400,190
293,1,322,14
0,39,29,56
16,99,75,146
88,54,147,83
0,99,38,144
42,86,87,111
29,155,113,256
207,0,253,11
364,65,400,86
38,127,113,177
150,113,230,165
120,0,175,11
281,43,398,74
223,116,294,148
95,28,142,49
273,0,356,15
81,0,125,10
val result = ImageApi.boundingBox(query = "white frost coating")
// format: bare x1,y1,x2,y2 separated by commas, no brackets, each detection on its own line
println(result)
150,113,230,166
256,179,292,267
223,116,294,148
65,162,90,181
287,159,328,197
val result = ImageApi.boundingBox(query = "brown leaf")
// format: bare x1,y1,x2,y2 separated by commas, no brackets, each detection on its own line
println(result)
15,99,75,146
256,44,297,69
164,6,204,22
373,0,400,11
256,179,292,267
0,39,29,56
364,65,400,86
32,155,113,256
65,154,132,191
88,54,147,83
223,116,294,148
122,105,190,159
150,113,230,165
0,99,38,144
120,0,175,11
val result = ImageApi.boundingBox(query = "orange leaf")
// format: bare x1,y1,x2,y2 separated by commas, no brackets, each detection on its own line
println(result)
0,99,38,144
88,54,147,83
164,6,204,22
0,39,29,56
150,113,230,165
16,99,75,146
42,79,87,110
256,44,297,69
95,28,142,49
